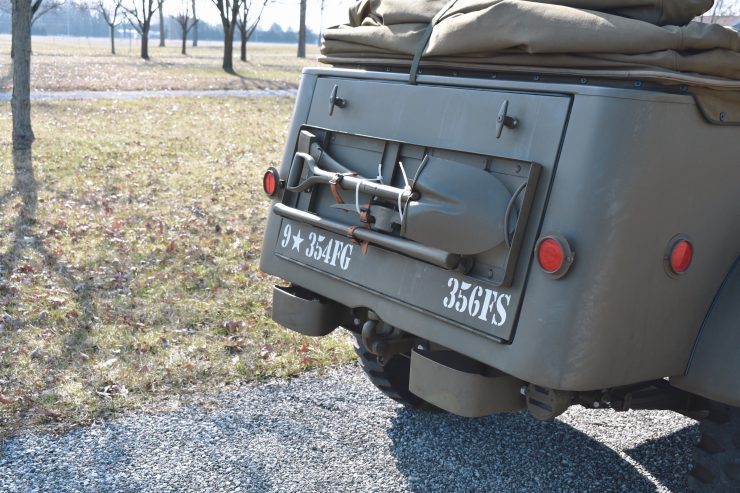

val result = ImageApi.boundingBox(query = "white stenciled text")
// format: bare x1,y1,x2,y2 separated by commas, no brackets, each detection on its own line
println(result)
281,223,354,271
442,277,511,326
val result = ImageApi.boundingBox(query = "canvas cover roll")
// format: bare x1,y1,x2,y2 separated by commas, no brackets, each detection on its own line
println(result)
320,0,740,122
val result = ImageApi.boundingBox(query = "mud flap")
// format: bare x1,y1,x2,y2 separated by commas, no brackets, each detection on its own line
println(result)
271,285,349,337
409,349,525,417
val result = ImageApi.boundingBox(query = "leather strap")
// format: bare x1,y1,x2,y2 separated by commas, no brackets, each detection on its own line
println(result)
328,172,357,205
347,225,371,255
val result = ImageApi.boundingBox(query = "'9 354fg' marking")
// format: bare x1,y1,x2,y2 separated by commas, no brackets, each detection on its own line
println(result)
443,278,511,326
280,223,354,271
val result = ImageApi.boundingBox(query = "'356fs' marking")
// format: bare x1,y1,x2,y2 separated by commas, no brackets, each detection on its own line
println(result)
443,278,511,327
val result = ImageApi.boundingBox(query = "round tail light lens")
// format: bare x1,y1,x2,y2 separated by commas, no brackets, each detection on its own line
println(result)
669,239,693,275
538,238,564,274
263,167,280,197
535,234,574,279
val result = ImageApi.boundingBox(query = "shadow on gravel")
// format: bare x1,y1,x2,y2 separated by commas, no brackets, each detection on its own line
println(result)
388,408,671,493
624,425,698,493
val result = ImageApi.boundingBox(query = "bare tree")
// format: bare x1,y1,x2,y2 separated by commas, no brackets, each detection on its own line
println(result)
701,0,740,22
12,0,37,229
96,0,124,54
317,0,323,46
31,0,64,24
157,0,164,46
210,0,240,73
12,0,34,152
172,0,196,55
191,0,197,46
123,0,159,59
236,0,267,62
1,0,64,24
296,0,305,58
2,0,64,56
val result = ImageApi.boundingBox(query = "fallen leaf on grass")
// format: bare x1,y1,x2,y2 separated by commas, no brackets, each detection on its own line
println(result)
96,384,128,399
260,344,274,360
49,297,66,308
99,357,118,368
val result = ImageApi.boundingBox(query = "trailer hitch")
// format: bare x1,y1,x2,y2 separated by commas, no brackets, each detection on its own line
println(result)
361,318,417,361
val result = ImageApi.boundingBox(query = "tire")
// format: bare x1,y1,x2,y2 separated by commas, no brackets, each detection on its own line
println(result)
352,334,437,410
689,404,740,493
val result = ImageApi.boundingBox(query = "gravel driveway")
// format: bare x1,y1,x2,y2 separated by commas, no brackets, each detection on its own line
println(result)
0,364,697,493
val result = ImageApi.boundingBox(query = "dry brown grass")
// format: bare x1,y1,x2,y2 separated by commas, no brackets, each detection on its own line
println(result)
0,96,355,438
0,35,321,92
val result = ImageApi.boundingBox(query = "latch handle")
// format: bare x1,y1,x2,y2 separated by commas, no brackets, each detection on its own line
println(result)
496,100,519,138
329,85,347,116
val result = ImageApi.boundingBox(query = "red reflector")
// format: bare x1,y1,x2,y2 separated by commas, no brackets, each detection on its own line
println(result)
263,168,279,197
537,237,564,274
670,240,693,274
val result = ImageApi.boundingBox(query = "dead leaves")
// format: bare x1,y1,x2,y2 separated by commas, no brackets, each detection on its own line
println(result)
0,95,354,439
260,343,274,361
96,384,128,399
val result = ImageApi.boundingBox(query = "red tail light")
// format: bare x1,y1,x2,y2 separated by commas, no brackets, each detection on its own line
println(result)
263,167,280,197
538,238,564,273
669,238,693,275
535,234,574,279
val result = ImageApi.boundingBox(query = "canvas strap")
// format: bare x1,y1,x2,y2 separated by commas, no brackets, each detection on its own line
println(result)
409,0,460,84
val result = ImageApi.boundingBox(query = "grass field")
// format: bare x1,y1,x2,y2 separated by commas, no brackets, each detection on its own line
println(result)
0,35,321,92
0,96,355,438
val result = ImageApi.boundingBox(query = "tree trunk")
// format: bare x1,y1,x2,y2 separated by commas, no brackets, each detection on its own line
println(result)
12,0,35,151
222,24,234,72
297,0,306,58
240,27,247,62
191,0,198,47
158,0,165,47
110,24,116,55
141,24,150,59
13,148,37,223
181,29,187,55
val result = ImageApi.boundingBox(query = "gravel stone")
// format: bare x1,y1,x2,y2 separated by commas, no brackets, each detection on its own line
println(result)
0,363,697,493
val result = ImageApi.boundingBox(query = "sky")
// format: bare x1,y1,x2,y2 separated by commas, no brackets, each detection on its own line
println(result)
164,0,354,32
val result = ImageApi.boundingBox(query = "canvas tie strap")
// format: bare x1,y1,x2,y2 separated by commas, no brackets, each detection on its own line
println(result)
409,0,460,85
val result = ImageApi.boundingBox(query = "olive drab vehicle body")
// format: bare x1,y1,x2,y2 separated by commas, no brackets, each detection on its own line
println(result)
259,0,740,490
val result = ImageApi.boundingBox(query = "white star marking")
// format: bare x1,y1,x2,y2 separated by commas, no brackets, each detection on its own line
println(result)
292,230,304,251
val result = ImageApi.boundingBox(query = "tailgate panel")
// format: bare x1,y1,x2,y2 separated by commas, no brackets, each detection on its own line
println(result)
269,75,572,342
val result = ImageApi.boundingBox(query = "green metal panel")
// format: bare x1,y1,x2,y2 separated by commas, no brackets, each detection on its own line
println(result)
671,259,740,406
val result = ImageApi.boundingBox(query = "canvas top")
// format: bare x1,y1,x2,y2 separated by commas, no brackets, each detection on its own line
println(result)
319,0,740,122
